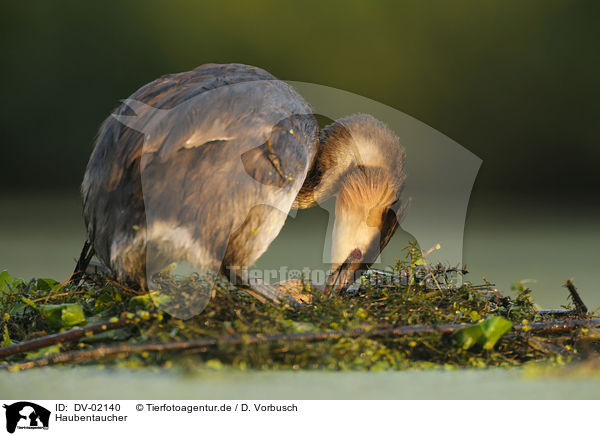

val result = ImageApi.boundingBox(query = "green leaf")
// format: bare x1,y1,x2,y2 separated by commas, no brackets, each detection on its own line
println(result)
41,305,63,329
150,292,171,307
41,303,86,329
479,316,513,350
35,278,60,292
452,323,484,350
413,257,426,266
0,270,24,294
470,311,481,322
128,293,155,310
453,316,513,350
62,304,87,328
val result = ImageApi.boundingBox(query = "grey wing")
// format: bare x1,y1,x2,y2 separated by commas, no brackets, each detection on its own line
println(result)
141,111,319,271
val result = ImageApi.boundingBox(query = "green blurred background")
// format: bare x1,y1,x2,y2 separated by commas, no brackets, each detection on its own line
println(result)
2,0,599,194
1,0,599,308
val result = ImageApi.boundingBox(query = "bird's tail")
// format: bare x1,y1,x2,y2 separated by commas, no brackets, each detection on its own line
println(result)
71,240,95,284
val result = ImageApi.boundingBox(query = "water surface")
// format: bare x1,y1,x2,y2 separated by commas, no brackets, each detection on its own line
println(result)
1,367,598,399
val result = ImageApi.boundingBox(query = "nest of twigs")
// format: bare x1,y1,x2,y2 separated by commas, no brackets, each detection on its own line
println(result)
0,246,598,371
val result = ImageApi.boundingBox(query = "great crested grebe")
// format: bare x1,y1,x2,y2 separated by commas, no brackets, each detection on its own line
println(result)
77,63,406,306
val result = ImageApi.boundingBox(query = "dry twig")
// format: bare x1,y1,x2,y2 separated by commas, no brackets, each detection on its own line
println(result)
4,318,599,371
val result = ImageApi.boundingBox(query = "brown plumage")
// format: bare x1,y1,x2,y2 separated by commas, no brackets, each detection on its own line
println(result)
338,168,399,228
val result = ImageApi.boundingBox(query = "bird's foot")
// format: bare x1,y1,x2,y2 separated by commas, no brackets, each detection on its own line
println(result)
240,280,304,310
274,279,325,304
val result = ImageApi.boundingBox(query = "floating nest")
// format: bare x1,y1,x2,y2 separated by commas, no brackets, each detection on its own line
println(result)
0,248,598,371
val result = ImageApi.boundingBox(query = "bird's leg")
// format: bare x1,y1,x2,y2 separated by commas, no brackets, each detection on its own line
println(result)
273,278,325,304
240,280,304,310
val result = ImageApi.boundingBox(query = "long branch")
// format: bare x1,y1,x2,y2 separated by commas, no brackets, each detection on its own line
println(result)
5,318,599,371
0,317,135,359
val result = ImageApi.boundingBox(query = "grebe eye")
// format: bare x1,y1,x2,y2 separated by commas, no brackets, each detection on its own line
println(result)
351,248,362,260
